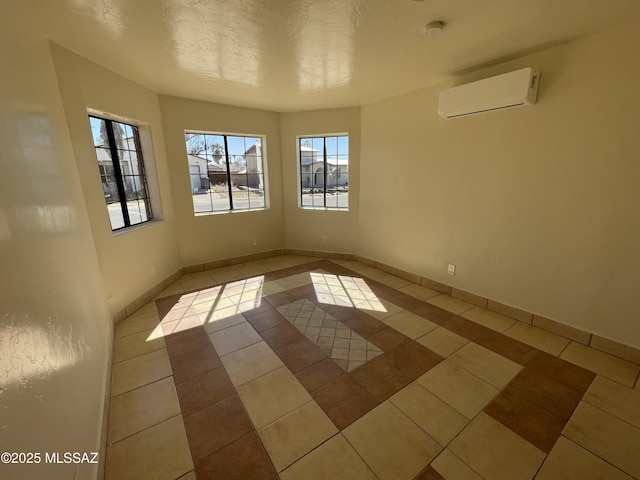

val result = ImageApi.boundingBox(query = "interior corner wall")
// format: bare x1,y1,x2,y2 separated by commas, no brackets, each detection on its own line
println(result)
159,95,285,267
50,44,182,316
0,3,113,480
280,108,361,253
359,19,640,348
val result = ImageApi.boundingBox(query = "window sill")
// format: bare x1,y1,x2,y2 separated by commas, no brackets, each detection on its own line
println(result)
299,207,349,212
112,219,160,237
194,208,269,217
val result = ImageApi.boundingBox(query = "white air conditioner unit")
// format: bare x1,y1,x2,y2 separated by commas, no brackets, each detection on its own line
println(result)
438,67,540,119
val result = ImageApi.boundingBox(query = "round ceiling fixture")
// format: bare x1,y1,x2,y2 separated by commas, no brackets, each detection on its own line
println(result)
424,21,444,37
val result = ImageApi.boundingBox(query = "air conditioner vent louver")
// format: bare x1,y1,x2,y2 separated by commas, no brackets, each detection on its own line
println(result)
438,68,539,119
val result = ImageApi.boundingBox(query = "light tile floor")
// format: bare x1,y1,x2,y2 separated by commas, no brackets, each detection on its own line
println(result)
105,255,640,479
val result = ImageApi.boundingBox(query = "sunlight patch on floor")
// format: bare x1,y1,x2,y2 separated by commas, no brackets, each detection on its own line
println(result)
147,276,265,340
310,272,387,313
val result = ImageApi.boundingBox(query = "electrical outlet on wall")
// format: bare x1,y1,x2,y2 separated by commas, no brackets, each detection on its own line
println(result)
447,264,456,275
322,235,328,245
252,237,258,246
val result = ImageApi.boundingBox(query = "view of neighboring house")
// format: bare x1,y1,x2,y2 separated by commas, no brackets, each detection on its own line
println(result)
235,142,264,190
189,142,264,193
187,154,209,192
300,145,348,189
96,136,146,202
207,160,231,186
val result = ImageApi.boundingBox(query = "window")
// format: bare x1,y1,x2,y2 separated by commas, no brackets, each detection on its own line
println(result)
89,116,153,231
184,132,266,214
298,135,349,209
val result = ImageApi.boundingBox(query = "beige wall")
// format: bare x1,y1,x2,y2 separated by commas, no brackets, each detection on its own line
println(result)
50,45,182,316
359,19,640,348
159,96,284,266
0,3,112,479
280,108,360,253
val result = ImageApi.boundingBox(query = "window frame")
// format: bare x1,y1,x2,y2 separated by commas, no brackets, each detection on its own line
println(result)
297,134,349,211
89,115,153,231
184,131,268,215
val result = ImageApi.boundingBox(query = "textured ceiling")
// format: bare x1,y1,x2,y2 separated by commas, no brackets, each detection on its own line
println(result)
30,0,640,112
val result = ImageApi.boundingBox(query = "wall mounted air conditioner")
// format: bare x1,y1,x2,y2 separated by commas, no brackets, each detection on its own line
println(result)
438,67,540,119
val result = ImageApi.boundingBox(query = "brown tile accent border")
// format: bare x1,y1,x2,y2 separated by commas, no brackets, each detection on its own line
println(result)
184,394,254,462
474,330,536,365
367,328,408,351
349,355,412,402
195,432,278,480
415,466,446,480
175,367,235,417
170,345,222,384
484,386,566,453
261,323,305,351
294,358,345,393
275,338,327,374
312,375,378,430
484,350,595,454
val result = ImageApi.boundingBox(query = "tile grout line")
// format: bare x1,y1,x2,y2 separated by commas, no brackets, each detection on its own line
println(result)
110,373,174,398
338,429,383,480
578,389,640,431
387,393,445,447
555,434,637,478
436,447,486,480
557,339,572,358
107,412,184,449
111,341,166,364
